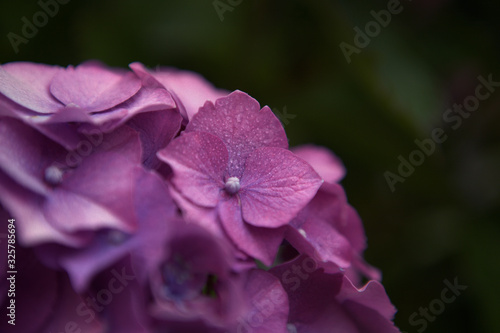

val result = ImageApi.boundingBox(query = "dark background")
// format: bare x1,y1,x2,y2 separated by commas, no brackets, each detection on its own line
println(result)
1,1,499,332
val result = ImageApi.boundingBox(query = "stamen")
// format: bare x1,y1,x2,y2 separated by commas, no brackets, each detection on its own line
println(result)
224,176,240,195
44,165,64,185
107,230,128,245
287,323,298,333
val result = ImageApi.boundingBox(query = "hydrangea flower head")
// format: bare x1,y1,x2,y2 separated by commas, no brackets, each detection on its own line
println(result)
0,61,400,333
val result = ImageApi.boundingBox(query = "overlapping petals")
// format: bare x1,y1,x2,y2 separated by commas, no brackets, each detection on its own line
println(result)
159,91,323,264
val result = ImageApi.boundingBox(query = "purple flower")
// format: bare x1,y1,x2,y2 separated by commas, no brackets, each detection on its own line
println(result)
0,118,143,247
146,223,245,329
35,167,179,292
285,182,381,283
270,255,400,333
286,147,381,282
158,91,323,264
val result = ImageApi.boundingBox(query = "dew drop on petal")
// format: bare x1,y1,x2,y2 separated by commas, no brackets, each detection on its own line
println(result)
298,228,307,238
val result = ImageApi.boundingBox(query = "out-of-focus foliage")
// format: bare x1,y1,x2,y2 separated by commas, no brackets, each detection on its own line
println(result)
1,0,498,332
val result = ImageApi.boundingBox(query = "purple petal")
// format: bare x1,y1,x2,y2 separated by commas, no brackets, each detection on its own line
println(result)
236,270,289,333
94,263,149,333
292,145,346,183
152,67,228,121
186,91,288,178
148,222,244,328
285,183,355,268
270,255,343,328
45,168,177,292
0,171,90,246
0,118,66,196
285,221,353,268
37,271,105,333
127,110,182,169
44,188,134,233
86,80,177,129
218,198,285,265
158,131,227,207
168,185,226,238
0,62,63,113
240,147,323,228
270,256,399,333
336,276,400,333
44,127,142,233
287,182,381,281
50,61,142,112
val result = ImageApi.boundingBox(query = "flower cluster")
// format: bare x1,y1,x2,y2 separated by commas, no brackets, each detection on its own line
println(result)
0,61,400,332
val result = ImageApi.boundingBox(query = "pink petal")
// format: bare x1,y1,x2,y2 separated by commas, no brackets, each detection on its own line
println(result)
152,67,228,121
0,172,90,247
186,91,288,178
218,198,285,265
0,62,63,113
44,188,134,233
236,270,289,333
48,135,141,232
87,80,177,129
0,118,65,196
285,220,353,268
35,271,105,333
292,145,346,183
50,61,141,112
127,109,182,169
168,185,225,238
158,131,227,207
53,168,177,291
240,147,323,228
337,276,397,321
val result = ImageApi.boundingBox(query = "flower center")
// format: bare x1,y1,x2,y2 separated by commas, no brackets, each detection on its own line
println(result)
44,165,64,186
107,230,128,245
224,177,240,195
161,257,206,301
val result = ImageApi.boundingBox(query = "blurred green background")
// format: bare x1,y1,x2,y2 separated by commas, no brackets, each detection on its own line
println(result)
1,0,499,332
